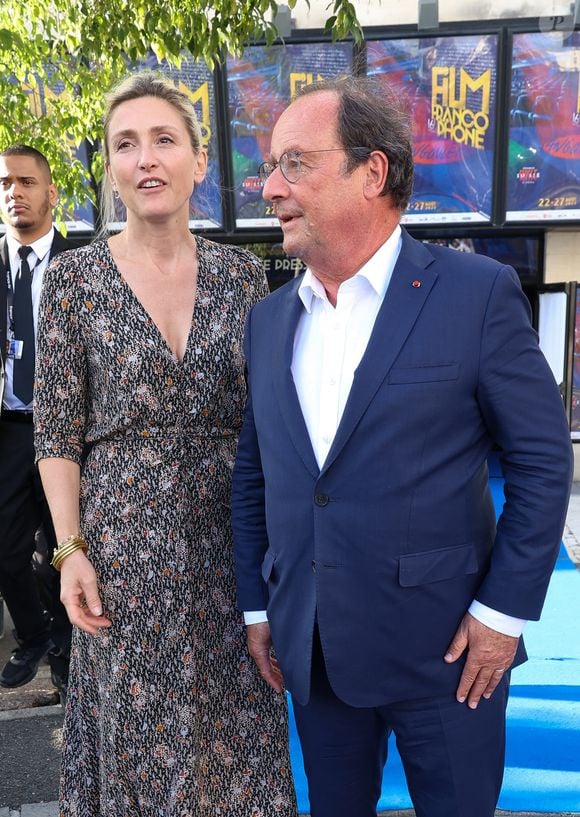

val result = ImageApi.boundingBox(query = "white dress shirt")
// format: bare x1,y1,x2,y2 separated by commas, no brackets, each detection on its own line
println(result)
244,225,526,638
3,227,55,410
291,227,401,469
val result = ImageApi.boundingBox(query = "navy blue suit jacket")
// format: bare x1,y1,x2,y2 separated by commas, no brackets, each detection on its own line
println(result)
232,229,573,707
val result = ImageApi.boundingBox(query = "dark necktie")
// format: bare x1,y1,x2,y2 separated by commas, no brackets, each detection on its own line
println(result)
12,245,35,405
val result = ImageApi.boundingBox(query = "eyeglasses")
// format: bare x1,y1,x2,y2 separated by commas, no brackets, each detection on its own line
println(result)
258,147,371,185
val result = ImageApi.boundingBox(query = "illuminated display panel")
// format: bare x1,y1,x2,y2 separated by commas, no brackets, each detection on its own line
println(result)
506,31,580,222
245,235,541,292
109,54,223,231
227,42,353,228
422,235,541,283
61,140,95,232
367,35,498,225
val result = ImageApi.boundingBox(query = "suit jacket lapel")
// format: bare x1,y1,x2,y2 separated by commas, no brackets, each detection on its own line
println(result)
272,278,320,478
321,232,438,474
0,237,8,366
50,229,73,257
0,237,8,269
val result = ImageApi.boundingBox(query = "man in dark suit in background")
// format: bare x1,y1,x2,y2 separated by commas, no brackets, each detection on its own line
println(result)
232,78,573,817
0,144,73,698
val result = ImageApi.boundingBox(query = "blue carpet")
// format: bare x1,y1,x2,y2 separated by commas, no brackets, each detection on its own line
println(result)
288,473,580,812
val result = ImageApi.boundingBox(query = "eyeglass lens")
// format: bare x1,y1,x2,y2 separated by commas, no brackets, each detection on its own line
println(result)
259,153,302,184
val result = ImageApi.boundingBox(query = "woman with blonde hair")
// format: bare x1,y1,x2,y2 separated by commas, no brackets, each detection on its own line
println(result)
34,71,296,816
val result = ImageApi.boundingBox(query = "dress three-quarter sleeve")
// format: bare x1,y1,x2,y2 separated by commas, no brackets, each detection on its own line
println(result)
34,250,88,466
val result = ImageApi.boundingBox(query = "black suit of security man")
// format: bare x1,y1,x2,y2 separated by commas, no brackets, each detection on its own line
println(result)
0,145,74,695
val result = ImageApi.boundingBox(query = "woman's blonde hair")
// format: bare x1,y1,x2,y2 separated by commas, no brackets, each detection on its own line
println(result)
99,71,203,234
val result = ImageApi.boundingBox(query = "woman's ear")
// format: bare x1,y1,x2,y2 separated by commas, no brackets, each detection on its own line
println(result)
104,162,116,192
193,149,208,186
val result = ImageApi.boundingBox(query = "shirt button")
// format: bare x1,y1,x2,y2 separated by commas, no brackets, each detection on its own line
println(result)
314,493,329,507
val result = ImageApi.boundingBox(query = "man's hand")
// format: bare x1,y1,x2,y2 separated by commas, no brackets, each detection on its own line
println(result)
246,621,285,693
444,612,518,709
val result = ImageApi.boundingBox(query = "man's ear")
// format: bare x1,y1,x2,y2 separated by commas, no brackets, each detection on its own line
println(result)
363,150,389,200
48,183,59,208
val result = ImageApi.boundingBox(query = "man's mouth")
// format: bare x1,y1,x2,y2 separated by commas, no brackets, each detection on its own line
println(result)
276,211,299,225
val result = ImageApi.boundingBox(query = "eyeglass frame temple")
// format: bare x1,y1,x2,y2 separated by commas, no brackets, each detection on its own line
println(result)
258,146,371,185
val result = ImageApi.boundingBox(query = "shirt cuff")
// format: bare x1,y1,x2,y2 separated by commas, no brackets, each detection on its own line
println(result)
243,610,268,625
469,600,527,637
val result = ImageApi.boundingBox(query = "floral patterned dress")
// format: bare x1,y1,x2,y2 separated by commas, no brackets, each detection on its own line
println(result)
34,238,296,817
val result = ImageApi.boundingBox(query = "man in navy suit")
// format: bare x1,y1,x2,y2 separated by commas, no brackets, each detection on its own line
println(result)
0,145,73,697
232,78,573,817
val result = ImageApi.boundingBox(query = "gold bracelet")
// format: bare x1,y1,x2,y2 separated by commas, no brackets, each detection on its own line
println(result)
51,534,88,571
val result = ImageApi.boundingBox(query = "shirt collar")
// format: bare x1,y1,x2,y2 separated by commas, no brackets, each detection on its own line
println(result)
298,225,402,313
6,226,55,269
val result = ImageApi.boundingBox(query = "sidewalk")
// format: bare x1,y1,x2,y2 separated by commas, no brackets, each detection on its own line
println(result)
1,486,579,816
0,607,62,811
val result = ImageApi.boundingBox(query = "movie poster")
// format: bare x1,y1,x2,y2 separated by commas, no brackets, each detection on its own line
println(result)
506,32,580,222
109,54,223,230
227,43,353,228
367,35,498,224
64,142,95,231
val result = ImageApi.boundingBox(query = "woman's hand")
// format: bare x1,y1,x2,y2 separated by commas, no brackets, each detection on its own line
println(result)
60,549,112,635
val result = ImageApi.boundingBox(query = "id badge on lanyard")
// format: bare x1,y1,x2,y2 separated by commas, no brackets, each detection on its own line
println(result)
7,338,24,359
5,260,31,360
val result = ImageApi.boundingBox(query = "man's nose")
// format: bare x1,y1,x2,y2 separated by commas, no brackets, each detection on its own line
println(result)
262,166,287,202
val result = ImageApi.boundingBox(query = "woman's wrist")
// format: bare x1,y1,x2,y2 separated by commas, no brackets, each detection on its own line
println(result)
51,534,88,571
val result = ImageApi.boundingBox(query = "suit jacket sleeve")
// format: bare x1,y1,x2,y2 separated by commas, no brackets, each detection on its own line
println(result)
232,306,270,611
475,265,573,619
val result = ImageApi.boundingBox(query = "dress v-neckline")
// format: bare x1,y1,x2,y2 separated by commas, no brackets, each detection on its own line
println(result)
106,239,201,365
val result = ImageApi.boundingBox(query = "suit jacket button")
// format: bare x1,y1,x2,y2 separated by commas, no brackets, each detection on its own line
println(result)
314,493,329,507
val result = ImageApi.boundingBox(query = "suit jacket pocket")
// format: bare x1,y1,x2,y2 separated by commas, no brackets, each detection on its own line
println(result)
399,543,478,587
388,363,459,384
261,549,276,582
